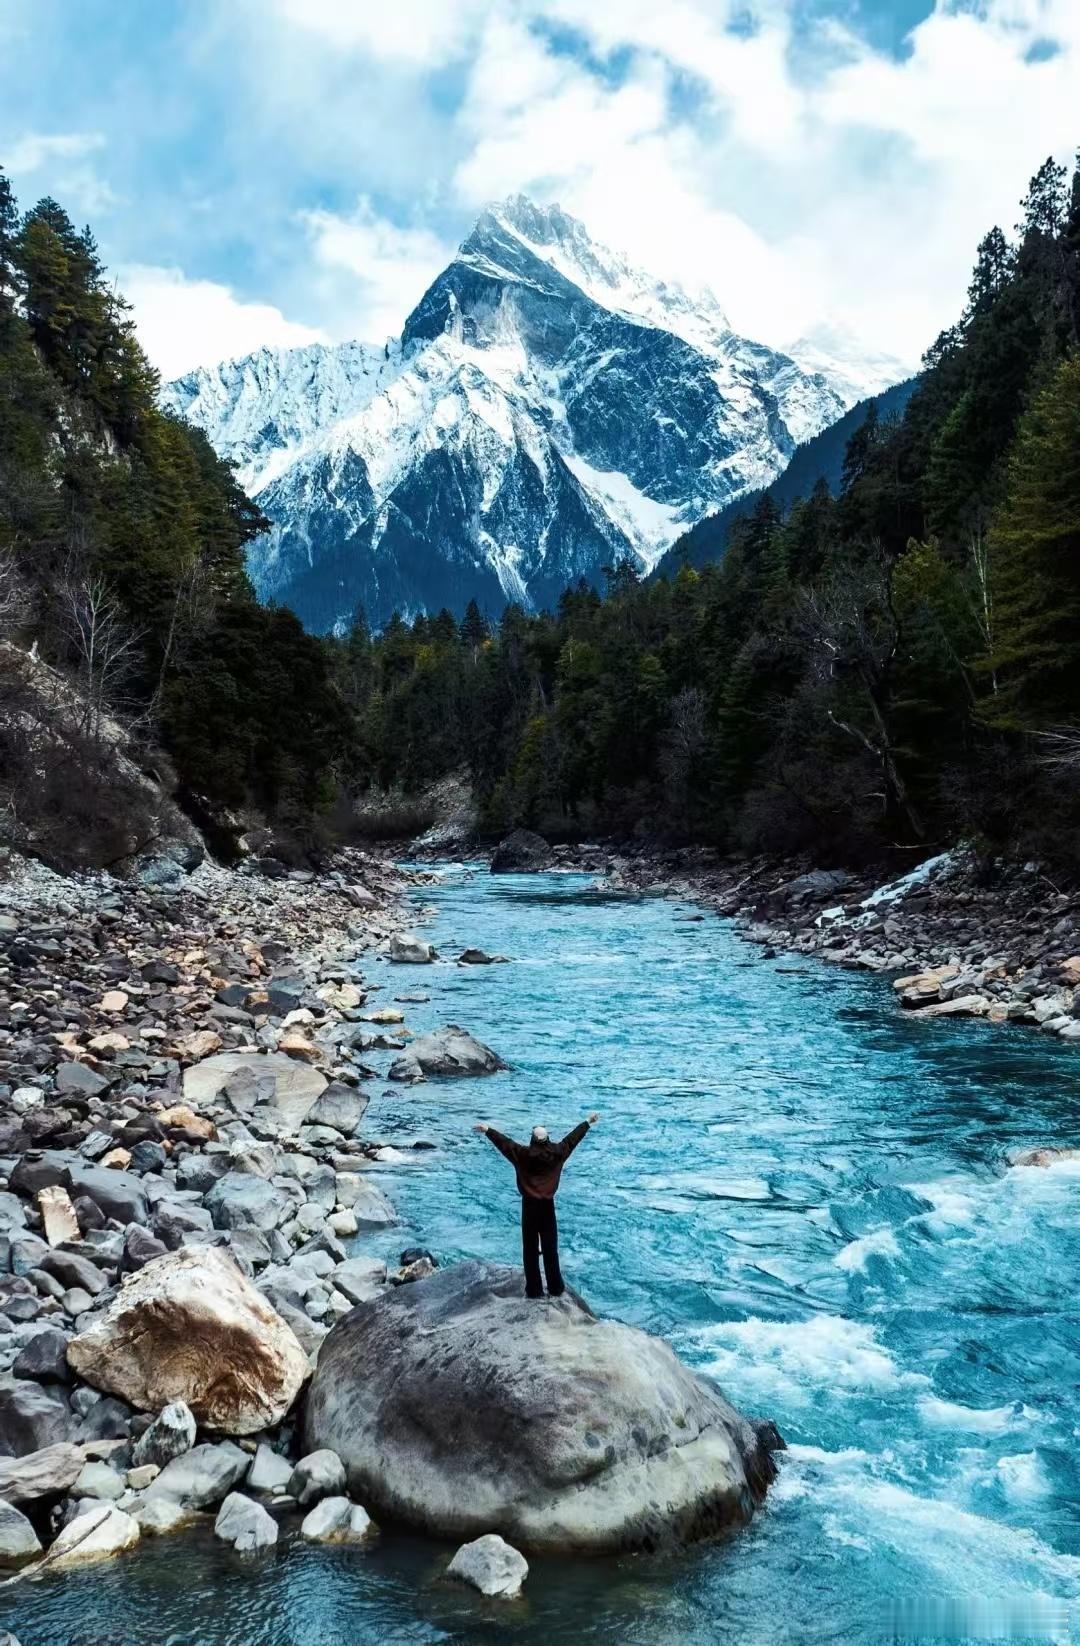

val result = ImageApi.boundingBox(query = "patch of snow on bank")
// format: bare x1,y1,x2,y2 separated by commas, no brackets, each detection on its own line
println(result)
817,850,960,929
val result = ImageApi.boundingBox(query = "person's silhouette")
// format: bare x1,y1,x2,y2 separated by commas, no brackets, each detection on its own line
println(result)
474,1113,600,1297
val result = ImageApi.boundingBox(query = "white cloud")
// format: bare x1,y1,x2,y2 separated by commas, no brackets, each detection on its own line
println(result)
443,0,1080,362
5,131,106,172
301,199,452,341
4,130,115,214
272,0,485,64
121,265,326,380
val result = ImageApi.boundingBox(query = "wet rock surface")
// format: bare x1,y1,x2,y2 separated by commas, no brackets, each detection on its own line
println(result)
304,1259,776,1553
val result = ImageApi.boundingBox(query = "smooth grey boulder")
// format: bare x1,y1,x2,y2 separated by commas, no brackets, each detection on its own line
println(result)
0,1499,41,1562
205,1172,293,1233
387,1025,506,1082
40,1249,109,1296
489,829,553,873
47,1503,139,1567
64,1164,148,1225
288,1449,345,1507
346,1185,396,1232
72,1459,125,1501
13,1328,71,1384
145,1441,250,1510
447,1533,528,1598
214,1491,277,1551
0,1442,85,1504
331,1257,387,1306
183,1052,326,1127
304,1261,776,1553
387,933,437,964
300,1494,374,1544
247,1442,293,1495
305,1083,369,1136
131,1401,196,1469
0,1379,75,1455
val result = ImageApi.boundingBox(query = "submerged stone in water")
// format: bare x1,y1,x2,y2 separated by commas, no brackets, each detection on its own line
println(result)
304,1259,776,1553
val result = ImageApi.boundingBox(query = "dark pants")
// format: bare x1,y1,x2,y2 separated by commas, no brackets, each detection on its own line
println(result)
521,1195,564,1298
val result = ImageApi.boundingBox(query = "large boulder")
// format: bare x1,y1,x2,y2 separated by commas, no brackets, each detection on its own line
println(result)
46,1504,140,1569
182,1051,327,1128
387,1025,507,1083
130,1401,196,1469
66,1247,308,1434
145,1441,251,1510
0,1442,86,1505
490,830,553,873
304,1261,776,1553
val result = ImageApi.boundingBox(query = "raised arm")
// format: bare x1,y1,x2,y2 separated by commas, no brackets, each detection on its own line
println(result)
559,1112,600,1159
474,1122,522,1165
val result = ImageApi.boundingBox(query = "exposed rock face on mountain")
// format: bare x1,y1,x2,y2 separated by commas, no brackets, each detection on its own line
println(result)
165,197,902,632
304,1259,777,1552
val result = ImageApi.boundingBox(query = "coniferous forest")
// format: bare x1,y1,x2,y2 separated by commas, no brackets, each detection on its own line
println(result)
2,155,1080,871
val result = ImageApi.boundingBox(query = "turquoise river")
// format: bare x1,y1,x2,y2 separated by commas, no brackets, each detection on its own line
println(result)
7,866,1080,1644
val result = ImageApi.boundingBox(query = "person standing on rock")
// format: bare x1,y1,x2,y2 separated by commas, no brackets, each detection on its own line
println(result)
473,1113,600,1298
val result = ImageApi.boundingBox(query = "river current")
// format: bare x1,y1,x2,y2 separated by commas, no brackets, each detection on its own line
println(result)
8,867,1080,1644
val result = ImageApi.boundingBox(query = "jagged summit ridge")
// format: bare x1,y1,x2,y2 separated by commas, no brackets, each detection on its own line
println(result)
164,196,903,633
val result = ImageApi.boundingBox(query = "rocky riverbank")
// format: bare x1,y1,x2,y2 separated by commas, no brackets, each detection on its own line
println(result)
0,847,449,1582
0,845,779,1610
542,840,1080,1044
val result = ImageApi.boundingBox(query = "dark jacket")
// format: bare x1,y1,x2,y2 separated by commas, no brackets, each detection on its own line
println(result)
485,1122,590,1199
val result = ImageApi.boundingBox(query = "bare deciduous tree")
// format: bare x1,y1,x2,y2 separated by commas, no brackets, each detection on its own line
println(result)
799,552,925,842
60,571,141,744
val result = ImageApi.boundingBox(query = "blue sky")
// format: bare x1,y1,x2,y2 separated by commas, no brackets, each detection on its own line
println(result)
1,0,1077,376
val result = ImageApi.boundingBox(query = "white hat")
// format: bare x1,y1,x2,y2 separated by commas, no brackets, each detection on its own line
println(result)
531,1125,549,1143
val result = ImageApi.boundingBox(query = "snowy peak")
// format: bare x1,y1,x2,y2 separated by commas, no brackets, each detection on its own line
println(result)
166,195,905,634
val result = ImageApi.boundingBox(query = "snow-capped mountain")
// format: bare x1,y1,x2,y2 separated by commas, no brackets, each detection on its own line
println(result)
164,197,902,632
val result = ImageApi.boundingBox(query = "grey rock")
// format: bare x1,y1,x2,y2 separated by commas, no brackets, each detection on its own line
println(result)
64,1164,148,1225
299,1494,374,1544
40,1249,109,1296
56,1062,109,1097
0,1498,41,1561
331,1257,387,1306
13,1327,71,1384
131,1401,196,1469
490,829,553,873
73,1459,125,1501
152,1199,215,1247
246,1442,293,1495
205,1172,292,1232
146,1441,250,1509
214,1490,277,1551
304,1260,776,1553
305,1083,369,1136
0,1378,74,1455
388,1024,506,1081
0,1441,86,1504
447,1532,528,1598
386,933,437,964
288,1448,346,1507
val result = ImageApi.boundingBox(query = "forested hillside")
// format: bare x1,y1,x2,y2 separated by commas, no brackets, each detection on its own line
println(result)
345,155,1080,868
3,155,1079,875
0,168,351,867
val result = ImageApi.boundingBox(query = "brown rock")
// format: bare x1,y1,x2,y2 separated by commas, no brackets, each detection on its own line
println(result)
278,1031,324,1065
38,1184,81,1246
157,1104,216,1141
67,1246,308,1434
178,1029,224,1062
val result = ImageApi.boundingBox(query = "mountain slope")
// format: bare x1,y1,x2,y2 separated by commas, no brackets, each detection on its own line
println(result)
165,197,907,631
654,376,919,577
